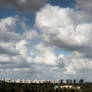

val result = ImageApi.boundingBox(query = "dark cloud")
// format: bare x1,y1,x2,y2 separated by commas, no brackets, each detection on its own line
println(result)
0,61,13,65
0,31,21,41
0,46,19,56
75,0,92,13
50,39,92,58
0,0,46,13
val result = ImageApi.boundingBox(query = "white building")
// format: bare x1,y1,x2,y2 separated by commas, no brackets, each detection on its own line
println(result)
15,79,20,83
25,80,31,83
20,79,25,83
60,85,80,89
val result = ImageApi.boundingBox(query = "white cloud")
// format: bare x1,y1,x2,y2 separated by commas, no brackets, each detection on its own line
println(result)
57,53,92,81
1,4,92,81
33,43,57,65
0,41,19,56
16,40,27,56
22,30,39,40
0,55,10,62
0,38,92,81
0,16,17,32
36,4,92,58
0,16,39,42
0,16,21,41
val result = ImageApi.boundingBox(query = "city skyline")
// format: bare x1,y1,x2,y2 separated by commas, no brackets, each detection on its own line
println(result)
0,78,84,84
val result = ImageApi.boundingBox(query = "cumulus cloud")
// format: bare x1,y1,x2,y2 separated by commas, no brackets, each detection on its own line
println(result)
35,4,92,81
22,29,39,40
15,40,57,65
0,16,21,41
0,16,39,42
0,16,39,68
1,4,92,81
0,39,92,81
58,54,92,81
0,0,46,13
0,16,17,32
0,39,62,80
36,4,92,58
0,37,66,80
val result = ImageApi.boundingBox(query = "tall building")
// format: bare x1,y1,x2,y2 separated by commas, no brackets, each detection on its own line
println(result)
64,80,67,84
79,79,84,84
66,79,70,84
60,79,63,84
73,79,76,84
70,80,72,84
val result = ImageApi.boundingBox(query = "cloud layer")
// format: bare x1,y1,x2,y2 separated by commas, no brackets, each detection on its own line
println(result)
0,0,46,13
0,3,92,81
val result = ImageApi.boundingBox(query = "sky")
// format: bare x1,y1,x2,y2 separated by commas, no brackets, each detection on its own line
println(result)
0,0,92,82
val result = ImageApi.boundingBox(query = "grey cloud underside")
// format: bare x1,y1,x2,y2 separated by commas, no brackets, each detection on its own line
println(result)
0,31,21,41
0,46,18,56
0,0,46,13
0,61,13,65
0,64,30,69
51,39,92,58
75,0,92,14
2,64,66,80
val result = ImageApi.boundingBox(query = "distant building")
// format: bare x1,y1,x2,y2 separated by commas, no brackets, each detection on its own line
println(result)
51,80,55,84
73,79,76,84
36,80,40,84
33,80,40,84
79,79,84,84
70,80,72,84
40,80,46,83
20,79,25,83
5,78,12,83
8,79,14,83
15,79,20,83
66,79,70,84
64,80,67,84
55,80,61,84
60,85,80,89
63,79,76,84
25,80,31,83
0,79,5,84
60,85,72,89
60,79,63,84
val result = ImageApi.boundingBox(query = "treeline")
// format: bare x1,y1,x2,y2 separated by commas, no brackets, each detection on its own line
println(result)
0,82,92,92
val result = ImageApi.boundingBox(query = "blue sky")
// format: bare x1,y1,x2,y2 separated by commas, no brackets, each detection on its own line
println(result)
47,0,76,8
0,0,92,81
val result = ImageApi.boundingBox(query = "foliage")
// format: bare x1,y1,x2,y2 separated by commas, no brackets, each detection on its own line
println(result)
0,82,92,92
